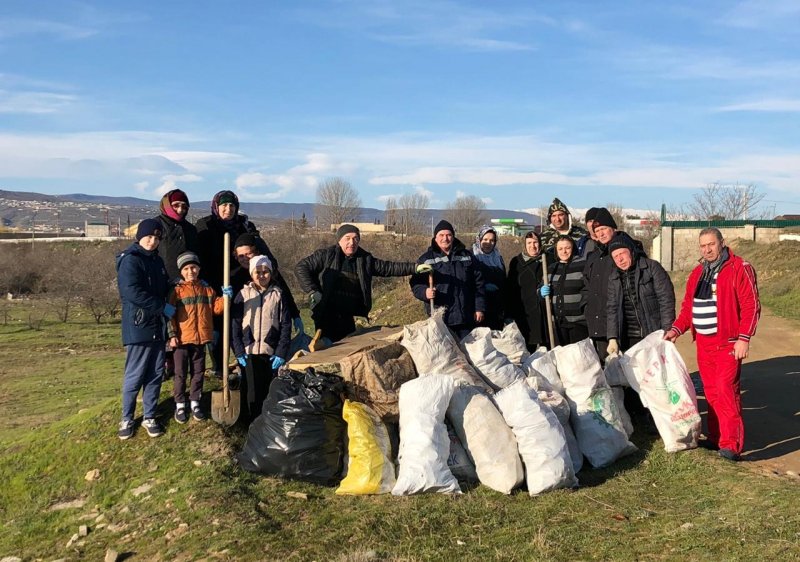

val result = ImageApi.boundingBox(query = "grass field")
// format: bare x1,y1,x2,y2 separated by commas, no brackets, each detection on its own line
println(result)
1,292,799,560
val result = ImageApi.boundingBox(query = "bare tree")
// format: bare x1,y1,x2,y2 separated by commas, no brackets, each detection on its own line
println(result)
443,195,487,235
688,182,766,220
315,177,362,230
606,203,626,233
397,192,430,236
384,197,398,232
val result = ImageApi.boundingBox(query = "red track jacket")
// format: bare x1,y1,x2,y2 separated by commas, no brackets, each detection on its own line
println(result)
671,249,760,342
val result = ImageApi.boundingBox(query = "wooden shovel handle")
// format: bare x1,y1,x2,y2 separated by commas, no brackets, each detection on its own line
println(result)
428,271,435,310
222,232,231,408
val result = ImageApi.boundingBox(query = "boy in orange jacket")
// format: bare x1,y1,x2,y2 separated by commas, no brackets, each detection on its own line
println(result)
167,252,230,423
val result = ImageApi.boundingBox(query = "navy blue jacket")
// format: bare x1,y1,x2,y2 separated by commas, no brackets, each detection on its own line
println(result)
116,243,169,346
411,238,485,329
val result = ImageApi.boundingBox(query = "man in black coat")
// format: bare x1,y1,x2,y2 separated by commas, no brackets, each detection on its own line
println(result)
410,220,485,339
295,224,422,342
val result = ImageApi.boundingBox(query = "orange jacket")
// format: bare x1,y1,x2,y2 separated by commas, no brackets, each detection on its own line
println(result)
167,281,224,345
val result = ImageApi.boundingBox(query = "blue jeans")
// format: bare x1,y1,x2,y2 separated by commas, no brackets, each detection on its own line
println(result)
121,342,165,421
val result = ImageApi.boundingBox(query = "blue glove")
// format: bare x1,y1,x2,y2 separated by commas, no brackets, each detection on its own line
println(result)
293,317,304,333
271,356,286,370
163,303,176,319
538,284,551,298
236,354,248,367
485,283,499,292
221,285,234,298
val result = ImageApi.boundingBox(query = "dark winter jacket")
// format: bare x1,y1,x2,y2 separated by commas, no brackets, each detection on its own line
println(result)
295,244,415,321
411,238,485,329
505,254,546,347
606,255,676,340
156,214,198,282
116,243,169,345
581,230,643,338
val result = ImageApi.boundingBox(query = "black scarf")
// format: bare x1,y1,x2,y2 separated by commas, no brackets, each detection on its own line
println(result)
694,247,729,300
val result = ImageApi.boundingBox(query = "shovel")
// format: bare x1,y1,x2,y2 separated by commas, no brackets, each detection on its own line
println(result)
428,271,435,313
211,232,240,425
541,252,556,349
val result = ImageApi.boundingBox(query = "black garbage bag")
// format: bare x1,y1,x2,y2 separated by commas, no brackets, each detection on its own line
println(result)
237,368,347,486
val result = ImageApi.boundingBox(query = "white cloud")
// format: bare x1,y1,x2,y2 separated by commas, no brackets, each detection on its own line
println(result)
161,173,203,183
234,153,354,200
718,0,800,29
0,17,97,40
0,90,77,114
134,181,149,193
717,98,800,112
414,185,434,199
481,197,493,205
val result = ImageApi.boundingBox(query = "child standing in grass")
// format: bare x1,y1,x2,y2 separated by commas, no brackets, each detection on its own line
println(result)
167,252,230,424
231,255,292,422
115,219,172,440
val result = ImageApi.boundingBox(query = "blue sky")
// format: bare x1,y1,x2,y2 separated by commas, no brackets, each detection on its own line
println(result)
1,0,799,216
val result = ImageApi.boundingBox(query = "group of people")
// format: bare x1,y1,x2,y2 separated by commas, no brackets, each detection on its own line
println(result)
116,191,760,462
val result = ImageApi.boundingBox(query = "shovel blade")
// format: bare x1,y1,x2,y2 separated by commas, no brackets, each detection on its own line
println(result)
211,389,240,426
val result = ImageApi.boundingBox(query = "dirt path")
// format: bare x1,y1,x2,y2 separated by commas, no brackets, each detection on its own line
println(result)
673,305,800,478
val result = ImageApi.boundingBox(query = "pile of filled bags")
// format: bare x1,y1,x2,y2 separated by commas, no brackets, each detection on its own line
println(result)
237,312,701,496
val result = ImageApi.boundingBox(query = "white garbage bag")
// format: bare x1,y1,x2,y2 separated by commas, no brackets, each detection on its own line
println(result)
494,380,578,495
604,353,629,387
526,379,584,474
491,322,530,364
461,328,525,390
523,347,564,395
446,384,524,494
392,376,461,495
611,387,634,437
401,311,491,390
553,339,637,468
446,422,478,482
621,331,701,452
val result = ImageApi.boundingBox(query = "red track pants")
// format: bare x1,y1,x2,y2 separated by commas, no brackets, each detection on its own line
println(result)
696,334,744,454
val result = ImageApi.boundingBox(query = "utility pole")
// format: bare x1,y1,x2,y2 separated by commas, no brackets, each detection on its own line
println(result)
31,208,37,249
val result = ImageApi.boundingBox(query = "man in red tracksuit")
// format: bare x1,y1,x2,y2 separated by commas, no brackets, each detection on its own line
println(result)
665,227,760,461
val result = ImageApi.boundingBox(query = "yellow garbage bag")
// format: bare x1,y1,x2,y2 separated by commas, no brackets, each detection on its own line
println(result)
336,400,396,495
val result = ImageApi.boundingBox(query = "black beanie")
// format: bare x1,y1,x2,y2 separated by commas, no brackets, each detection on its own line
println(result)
234,232,258,249
136,218,163,241
607,234,632,256
585,207,600,222
593,208,617,229
433,219,455,236
335,223,361,240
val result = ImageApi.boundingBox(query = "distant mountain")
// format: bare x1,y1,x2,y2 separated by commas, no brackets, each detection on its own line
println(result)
0,189,540,231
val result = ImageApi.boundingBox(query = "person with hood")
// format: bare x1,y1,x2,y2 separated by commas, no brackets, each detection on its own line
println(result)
505,231,548,350
115,219,172,440
195,190,301,377
155,188,198,282
542,235,588,346
581,207,643,361
472,225,506,330
665,228,760,461
295,224,425,343
411,220,485,338
539,198,587,253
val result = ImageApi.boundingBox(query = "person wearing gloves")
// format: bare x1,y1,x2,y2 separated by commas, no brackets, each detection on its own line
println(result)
295,224,423,343
231,255,292,422
541,235,588,346
167,252,230,424
665,228,760,461
115,219,172,440
472,225,506,330
411,220,485,339
539,197,587,254
581,207,644,361
505,231,548,350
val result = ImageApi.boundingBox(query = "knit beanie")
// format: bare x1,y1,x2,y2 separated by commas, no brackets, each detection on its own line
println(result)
136,218,163,241
249,255,273,275
585,207,600,222
177,252,200,270
593,208,618,229
607,234,632,256
433,219,455,236
547,198,570,221
234,232,258,249
168,189,189,206
336,223,361,240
